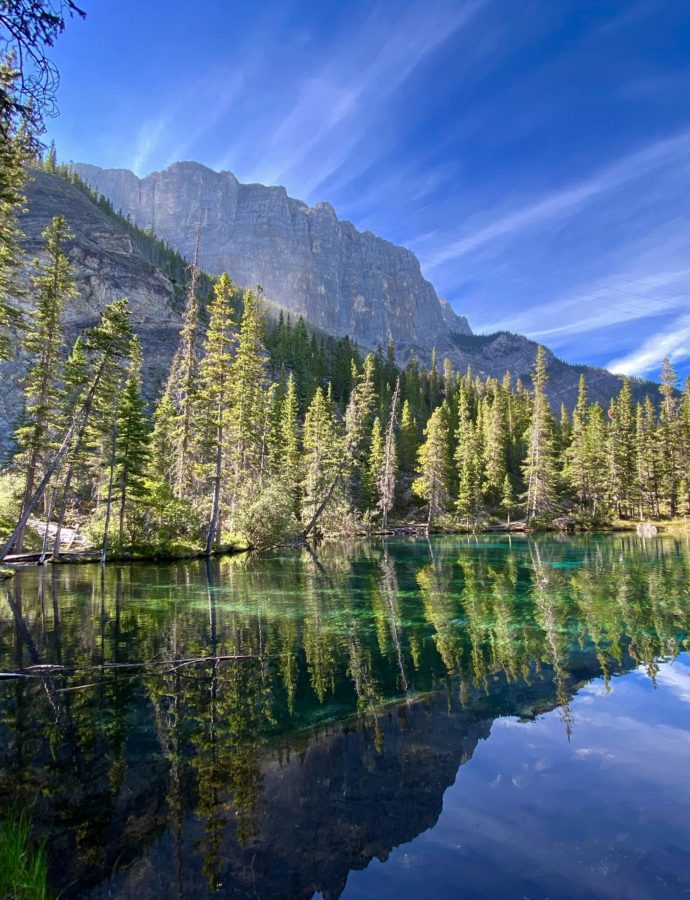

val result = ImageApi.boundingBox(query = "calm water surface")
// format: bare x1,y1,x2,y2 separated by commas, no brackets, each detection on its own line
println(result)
1,534,689,899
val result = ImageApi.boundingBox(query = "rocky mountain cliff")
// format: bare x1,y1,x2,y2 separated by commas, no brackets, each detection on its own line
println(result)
74,161,472,349
72,160,657,410
0,168,657,453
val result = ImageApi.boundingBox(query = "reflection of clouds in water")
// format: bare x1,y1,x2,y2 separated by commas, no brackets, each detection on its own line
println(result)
653,659,690,703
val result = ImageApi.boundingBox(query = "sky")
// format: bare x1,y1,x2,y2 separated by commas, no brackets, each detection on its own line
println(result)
46,0,690,380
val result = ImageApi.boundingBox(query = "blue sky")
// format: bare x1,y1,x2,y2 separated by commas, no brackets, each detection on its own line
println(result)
47,0,690,380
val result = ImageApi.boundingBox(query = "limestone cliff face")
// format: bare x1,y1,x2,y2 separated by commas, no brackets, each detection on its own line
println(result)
0,168,655,454
73,161,472,348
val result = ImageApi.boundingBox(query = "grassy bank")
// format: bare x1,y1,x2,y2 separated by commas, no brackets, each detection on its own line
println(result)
0,815,51,900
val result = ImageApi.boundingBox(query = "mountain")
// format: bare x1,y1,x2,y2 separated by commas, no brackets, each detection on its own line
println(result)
0,167,656,453
73,161,472,349
72,161,657,409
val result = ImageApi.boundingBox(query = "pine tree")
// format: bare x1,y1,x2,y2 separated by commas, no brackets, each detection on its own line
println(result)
635,398,662,519
92,308,137,563
501,473,515,525
607,379,636,518
456,417,483,527
399,399,418,471
45,139,57,172
559,403,571,452
366,417,385,513
276,372,302,520
584,403,609,516
344,353,378,510
196,273,236,552
163,230,202,498
564,375,589,509
115,337,150,546
302,386,342,529
523,346,558,523
482,392,507,505
0,61,27,362
227,287,269,520
13,215,76,551
413,405,451,529
658,357,682,516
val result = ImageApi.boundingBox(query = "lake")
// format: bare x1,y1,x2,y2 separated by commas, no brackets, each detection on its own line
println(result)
1,534,689,899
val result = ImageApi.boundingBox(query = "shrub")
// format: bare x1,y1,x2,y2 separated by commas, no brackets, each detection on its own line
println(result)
235,482,299,549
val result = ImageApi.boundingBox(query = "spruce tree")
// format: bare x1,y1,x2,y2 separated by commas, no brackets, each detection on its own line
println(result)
456,417,483,527
607,379,636,518
413,405,451,529
658,357,682,516
115,336,150,546
584,403,609,516
163,234,202,498
196,273,236,552
228,286,269,519
482,392,507,505
276,372,302,520
366,417,385,513
399,399,418,472
501,473,515,525
0,61,27,362
302,386,342,530
523,346,558,523
564,375,589,510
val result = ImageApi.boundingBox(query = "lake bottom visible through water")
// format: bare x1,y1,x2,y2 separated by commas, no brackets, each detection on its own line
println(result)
0,533,689,899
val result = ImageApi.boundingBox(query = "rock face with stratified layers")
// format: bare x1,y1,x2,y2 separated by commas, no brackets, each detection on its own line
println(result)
73,161,472,349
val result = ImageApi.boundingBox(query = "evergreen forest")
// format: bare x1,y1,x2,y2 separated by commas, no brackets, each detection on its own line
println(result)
2,61,690,564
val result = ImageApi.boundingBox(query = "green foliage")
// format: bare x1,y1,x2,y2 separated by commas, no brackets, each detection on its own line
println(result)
234,480,299,549
0,61,28,361
0,814,51,900
413,405,452,527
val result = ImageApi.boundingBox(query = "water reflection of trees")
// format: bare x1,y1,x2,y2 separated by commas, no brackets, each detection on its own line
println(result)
0,534,689,893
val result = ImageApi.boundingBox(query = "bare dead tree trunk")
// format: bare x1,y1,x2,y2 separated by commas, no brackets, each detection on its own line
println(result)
380,377,400,531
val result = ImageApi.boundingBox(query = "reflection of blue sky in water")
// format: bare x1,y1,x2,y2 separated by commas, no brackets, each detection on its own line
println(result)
344,655,690,900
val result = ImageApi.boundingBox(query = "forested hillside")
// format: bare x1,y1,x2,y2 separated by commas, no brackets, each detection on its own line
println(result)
1,65,690,562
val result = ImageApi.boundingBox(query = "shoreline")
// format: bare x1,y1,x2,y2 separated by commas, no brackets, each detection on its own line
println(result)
3,518,688,574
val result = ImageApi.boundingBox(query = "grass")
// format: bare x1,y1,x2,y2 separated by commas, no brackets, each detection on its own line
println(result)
0,815,52,900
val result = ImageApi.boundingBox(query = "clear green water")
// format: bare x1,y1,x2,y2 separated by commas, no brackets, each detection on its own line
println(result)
1,534,689,899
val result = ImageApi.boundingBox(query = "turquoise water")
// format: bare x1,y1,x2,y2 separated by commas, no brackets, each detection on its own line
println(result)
1,534,689,898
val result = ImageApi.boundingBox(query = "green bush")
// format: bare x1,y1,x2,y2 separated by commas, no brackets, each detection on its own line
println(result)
235,482,300,549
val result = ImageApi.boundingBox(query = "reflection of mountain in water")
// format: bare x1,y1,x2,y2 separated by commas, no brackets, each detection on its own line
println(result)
87,664,610,900
0,534,688,898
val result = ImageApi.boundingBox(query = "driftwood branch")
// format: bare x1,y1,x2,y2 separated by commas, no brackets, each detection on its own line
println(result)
0,654,257,680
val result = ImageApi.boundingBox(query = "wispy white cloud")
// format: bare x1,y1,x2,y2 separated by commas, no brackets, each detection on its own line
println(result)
477,261,690,340
607,314,690,376
417,127,690,269
228,0,485,196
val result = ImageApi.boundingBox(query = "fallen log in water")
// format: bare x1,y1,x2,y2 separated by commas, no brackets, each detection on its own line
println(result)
0,654,257,680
